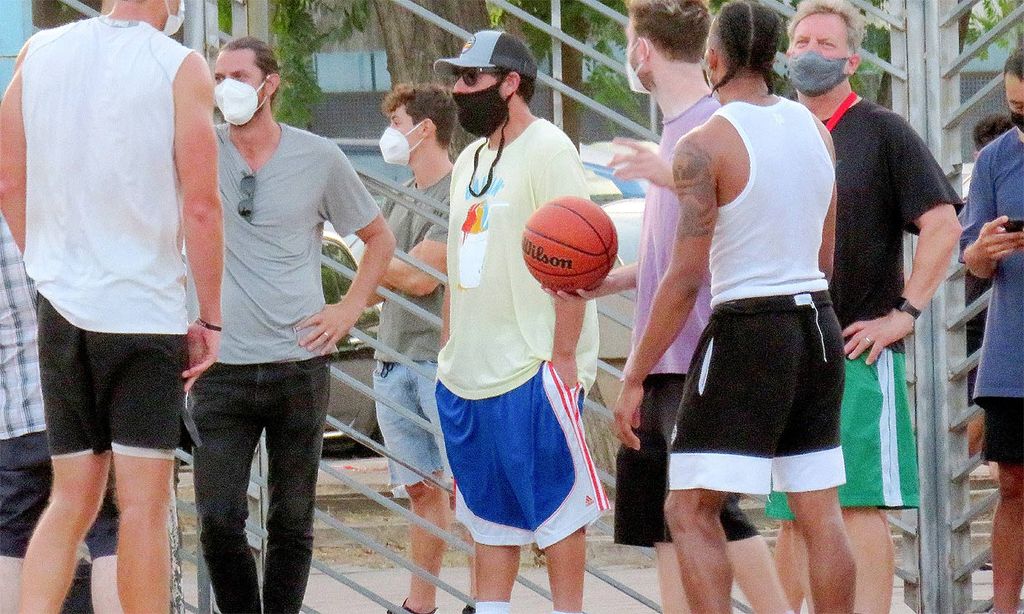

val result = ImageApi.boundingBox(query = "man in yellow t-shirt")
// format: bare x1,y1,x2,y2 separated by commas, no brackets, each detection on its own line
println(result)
433,31,605,614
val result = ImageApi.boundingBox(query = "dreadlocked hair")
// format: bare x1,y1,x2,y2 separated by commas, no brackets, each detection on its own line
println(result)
711,0,782,94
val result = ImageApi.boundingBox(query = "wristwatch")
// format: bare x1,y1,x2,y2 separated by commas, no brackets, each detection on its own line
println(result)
894,297,921,320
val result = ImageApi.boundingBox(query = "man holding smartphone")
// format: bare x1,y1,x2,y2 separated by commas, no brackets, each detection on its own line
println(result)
960,47,1024,614
188,37,394,614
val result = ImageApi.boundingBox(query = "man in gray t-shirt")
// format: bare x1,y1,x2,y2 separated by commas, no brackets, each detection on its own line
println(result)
373,84,461,614
188,38,395,614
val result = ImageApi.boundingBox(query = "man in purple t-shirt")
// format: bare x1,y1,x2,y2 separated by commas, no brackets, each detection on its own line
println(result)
564,2,787,611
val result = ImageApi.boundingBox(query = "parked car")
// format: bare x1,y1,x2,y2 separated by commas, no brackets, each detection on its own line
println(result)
320,230,382,457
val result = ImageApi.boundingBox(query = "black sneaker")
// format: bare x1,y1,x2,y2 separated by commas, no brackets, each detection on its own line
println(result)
462,606,476,614
387,600,437,614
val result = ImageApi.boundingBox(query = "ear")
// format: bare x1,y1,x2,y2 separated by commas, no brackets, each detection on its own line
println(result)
419,118,436,141
638,38,652,63
501,71,521,99
706,47,719,72
846,53,861,75
264,73,281,99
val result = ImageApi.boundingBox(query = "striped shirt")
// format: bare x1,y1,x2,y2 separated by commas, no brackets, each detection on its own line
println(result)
0,215,45,439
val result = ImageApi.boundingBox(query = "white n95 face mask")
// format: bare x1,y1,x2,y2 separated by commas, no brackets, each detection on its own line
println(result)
163,0,185,37
215,78,267,126
378,121,425,166
626,38,650,95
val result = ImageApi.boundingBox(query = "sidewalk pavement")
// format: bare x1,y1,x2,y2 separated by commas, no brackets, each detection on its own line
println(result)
178,561,974,613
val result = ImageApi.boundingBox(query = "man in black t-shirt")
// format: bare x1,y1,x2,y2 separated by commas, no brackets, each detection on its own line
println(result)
765,2,963,613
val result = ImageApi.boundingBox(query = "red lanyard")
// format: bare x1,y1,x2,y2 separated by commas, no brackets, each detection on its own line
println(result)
825,92,858,132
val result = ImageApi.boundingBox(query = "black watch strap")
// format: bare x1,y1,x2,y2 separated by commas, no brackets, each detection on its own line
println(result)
895,298,921,320
197,318,223,332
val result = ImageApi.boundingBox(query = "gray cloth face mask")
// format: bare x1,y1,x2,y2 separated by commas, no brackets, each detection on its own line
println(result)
788,50,850,97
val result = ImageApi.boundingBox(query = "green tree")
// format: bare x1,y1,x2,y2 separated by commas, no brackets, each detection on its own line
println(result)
491,1,638,144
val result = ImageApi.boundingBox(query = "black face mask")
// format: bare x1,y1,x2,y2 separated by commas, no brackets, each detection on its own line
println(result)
1012,111,1024,133
453,80,511,137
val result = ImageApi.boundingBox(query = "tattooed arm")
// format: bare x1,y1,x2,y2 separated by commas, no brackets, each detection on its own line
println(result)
612,132,719,448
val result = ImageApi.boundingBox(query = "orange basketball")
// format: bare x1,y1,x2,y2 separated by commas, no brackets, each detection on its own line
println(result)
522,196,618,292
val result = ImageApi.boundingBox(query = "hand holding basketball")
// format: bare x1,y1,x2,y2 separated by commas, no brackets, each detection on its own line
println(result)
522,196,618,293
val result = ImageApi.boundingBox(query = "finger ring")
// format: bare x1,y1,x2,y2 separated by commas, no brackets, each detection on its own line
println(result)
321,332,329,338
864,337,874,345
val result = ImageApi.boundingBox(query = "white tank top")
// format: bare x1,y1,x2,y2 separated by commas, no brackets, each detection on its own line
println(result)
708,98,834,307
20,17,193,334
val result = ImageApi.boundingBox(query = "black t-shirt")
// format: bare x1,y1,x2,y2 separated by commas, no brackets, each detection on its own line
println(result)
828,100,961,344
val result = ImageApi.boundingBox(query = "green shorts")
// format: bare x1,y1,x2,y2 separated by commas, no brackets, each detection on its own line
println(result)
765,350,919,520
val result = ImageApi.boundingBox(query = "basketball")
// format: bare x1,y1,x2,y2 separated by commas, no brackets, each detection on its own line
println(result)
522,196,618,292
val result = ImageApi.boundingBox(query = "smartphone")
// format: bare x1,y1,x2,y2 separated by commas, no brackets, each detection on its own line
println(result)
1003,219,1024,233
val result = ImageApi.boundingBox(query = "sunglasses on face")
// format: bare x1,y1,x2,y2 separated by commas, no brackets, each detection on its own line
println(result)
238,173,256,220
454,67,506,88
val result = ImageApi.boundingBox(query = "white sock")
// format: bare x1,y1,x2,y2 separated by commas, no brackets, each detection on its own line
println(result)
474,602,511,614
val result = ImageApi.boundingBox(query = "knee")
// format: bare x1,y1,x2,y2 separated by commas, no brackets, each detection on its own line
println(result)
116,498,168,530
266,498,315,537
406,480,445,507
406,481,432,503
198,503,248,540
664,493,715,538
49,485,105,527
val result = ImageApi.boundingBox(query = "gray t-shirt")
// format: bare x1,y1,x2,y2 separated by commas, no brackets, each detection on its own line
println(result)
375,175,450,362
214,124,379,364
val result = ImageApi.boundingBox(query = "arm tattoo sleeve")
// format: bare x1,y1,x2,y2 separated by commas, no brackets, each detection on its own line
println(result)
672,140,716,238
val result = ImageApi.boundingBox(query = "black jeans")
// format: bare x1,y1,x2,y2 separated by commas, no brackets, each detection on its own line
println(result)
189,357,329,614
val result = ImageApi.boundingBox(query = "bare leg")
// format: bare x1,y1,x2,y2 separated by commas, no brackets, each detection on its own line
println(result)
992,463,1023,614
773,522,807,612
544,528,587,612
404,480,451,613
665,489,732,614
787,489,854,614
112,453,174,614
0,556,23,614
90,556,123,614
20,452,110,612
654,543,691,614
475,543,519,604
728,535,790,614
841,507,894,614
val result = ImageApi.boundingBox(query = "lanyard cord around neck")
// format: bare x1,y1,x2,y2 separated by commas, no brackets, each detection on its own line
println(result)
468,115,510,198
826,91,859,132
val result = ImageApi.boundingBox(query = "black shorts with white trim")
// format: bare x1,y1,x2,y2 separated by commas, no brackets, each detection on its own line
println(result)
36,296,185,457
669,291,846,495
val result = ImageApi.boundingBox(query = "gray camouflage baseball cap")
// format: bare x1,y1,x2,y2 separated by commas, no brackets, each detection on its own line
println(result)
434,30,537,79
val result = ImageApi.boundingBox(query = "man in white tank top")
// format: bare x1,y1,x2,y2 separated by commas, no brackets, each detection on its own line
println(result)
614,2,855,612
0,0,223,611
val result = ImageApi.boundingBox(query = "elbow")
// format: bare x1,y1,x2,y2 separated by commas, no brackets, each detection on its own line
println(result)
0,175,24,208
183,196,222,229
677,276,703,303
373,229,397,259
944,215,963,246
931,214,963,254
407,276,440,297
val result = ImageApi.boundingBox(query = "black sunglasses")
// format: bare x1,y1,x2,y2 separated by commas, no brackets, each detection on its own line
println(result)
454,67,506,88
238,173,256,220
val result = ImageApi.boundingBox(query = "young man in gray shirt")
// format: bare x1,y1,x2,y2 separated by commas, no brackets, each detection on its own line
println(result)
189,37,394,614
374,83,463,614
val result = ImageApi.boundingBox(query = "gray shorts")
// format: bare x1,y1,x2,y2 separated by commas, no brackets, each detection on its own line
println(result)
373,361,450,495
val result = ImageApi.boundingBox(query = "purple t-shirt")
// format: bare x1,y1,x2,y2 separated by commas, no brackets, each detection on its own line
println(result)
633,96,718,375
